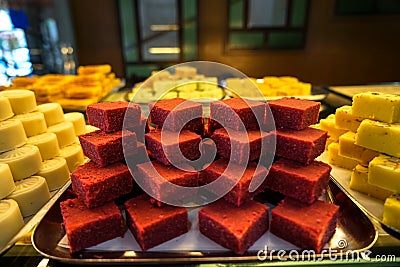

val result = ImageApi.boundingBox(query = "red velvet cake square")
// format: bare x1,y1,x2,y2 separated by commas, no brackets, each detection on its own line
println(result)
270,198,339,253
87,101,141,133
60,198,125,253
71,161,133,208
126,115,149,142
211,128,273,165
210,98,265,131
145,129,201,166
124,194,189,251
269,97,320,130
276,127,327,164
149,98,203,134
266,158,331,204
124,141,150,166
136,160,199,204
198,199,269,255
79,130,137,167
203,119,214,138
201,159,269,206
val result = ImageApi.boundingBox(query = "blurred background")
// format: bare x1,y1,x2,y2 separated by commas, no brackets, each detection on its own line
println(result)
0,0,399,87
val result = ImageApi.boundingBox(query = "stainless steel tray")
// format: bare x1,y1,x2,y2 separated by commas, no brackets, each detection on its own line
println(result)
31,179,377,264
0,180,72,256
327,84,400,99
318,152,400,240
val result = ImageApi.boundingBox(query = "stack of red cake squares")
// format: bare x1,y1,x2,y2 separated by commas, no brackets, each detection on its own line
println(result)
125,98,204,251
57,97,340,256
267,97,339,253
60,101,146,253
198,98,273,255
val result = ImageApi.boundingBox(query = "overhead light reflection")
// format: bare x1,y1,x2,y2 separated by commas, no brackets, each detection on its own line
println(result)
149,47,180,54
150,25,179,31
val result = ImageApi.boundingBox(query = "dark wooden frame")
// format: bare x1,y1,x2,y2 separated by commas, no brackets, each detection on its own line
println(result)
225,0,311,51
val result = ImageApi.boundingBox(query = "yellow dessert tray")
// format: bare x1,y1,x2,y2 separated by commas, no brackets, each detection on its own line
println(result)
318,152,400,240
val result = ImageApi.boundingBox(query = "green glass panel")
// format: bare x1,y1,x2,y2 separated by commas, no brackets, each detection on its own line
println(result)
182,0,197,60
183,23,197,61
183,0,196,20
126,65,159,80
229,32,264,49
377,0,400,14
291,0,308,27
335,0,375,15
119,0,138,62
268,31,304,48
229,0,244,29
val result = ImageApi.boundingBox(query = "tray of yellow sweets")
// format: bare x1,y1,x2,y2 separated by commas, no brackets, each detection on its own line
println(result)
317,91,400,240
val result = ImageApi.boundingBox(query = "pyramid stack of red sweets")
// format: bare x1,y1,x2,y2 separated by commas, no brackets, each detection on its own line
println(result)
60,101,147,253
197,98,272,255
126,98,204,251
59,97,339,255
267,97,339,253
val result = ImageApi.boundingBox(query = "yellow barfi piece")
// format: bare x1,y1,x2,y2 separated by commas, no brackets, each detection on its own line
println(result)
382,194,400,229
175,66,197,78
339,131,379,163
319,114,347,140
153,80,178,95
355,119,400,158
368,154,400,193
328,142,361,170
77,64,111,75
176,79,197,92
350,164,393,200
325,137,336,150
225,78,262,98
334,105,364,132
352,92,400,123
197,77,218,91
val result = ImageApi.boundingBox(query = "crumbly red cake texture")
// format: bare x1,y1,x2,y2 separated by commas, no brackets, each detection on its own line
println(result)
149,98,204,134
71,161,133,208
198,199,269,255
124,141,150,167
266,158,331,204
201,159,269,206
270,198,339,253
210,98,265,131
125,115,149,142
211,128,273,165
136,160,199,204
124,194,189,251
269,97,320,130
203,119,213,138
78,130,137,167
145,129,201,166
140,115,149,132
87,101,141,133
276,127,327,165
60,198,125,253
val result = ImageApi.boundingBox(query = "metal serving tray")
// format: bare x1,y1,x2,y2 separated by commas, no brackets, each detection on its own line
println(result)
31,179,377,264
0,180,72,256
319,152,400,240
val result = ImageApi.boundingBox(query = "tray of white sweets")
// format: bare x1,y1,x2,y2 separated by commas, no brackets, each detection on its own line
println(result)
0,89,87,255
